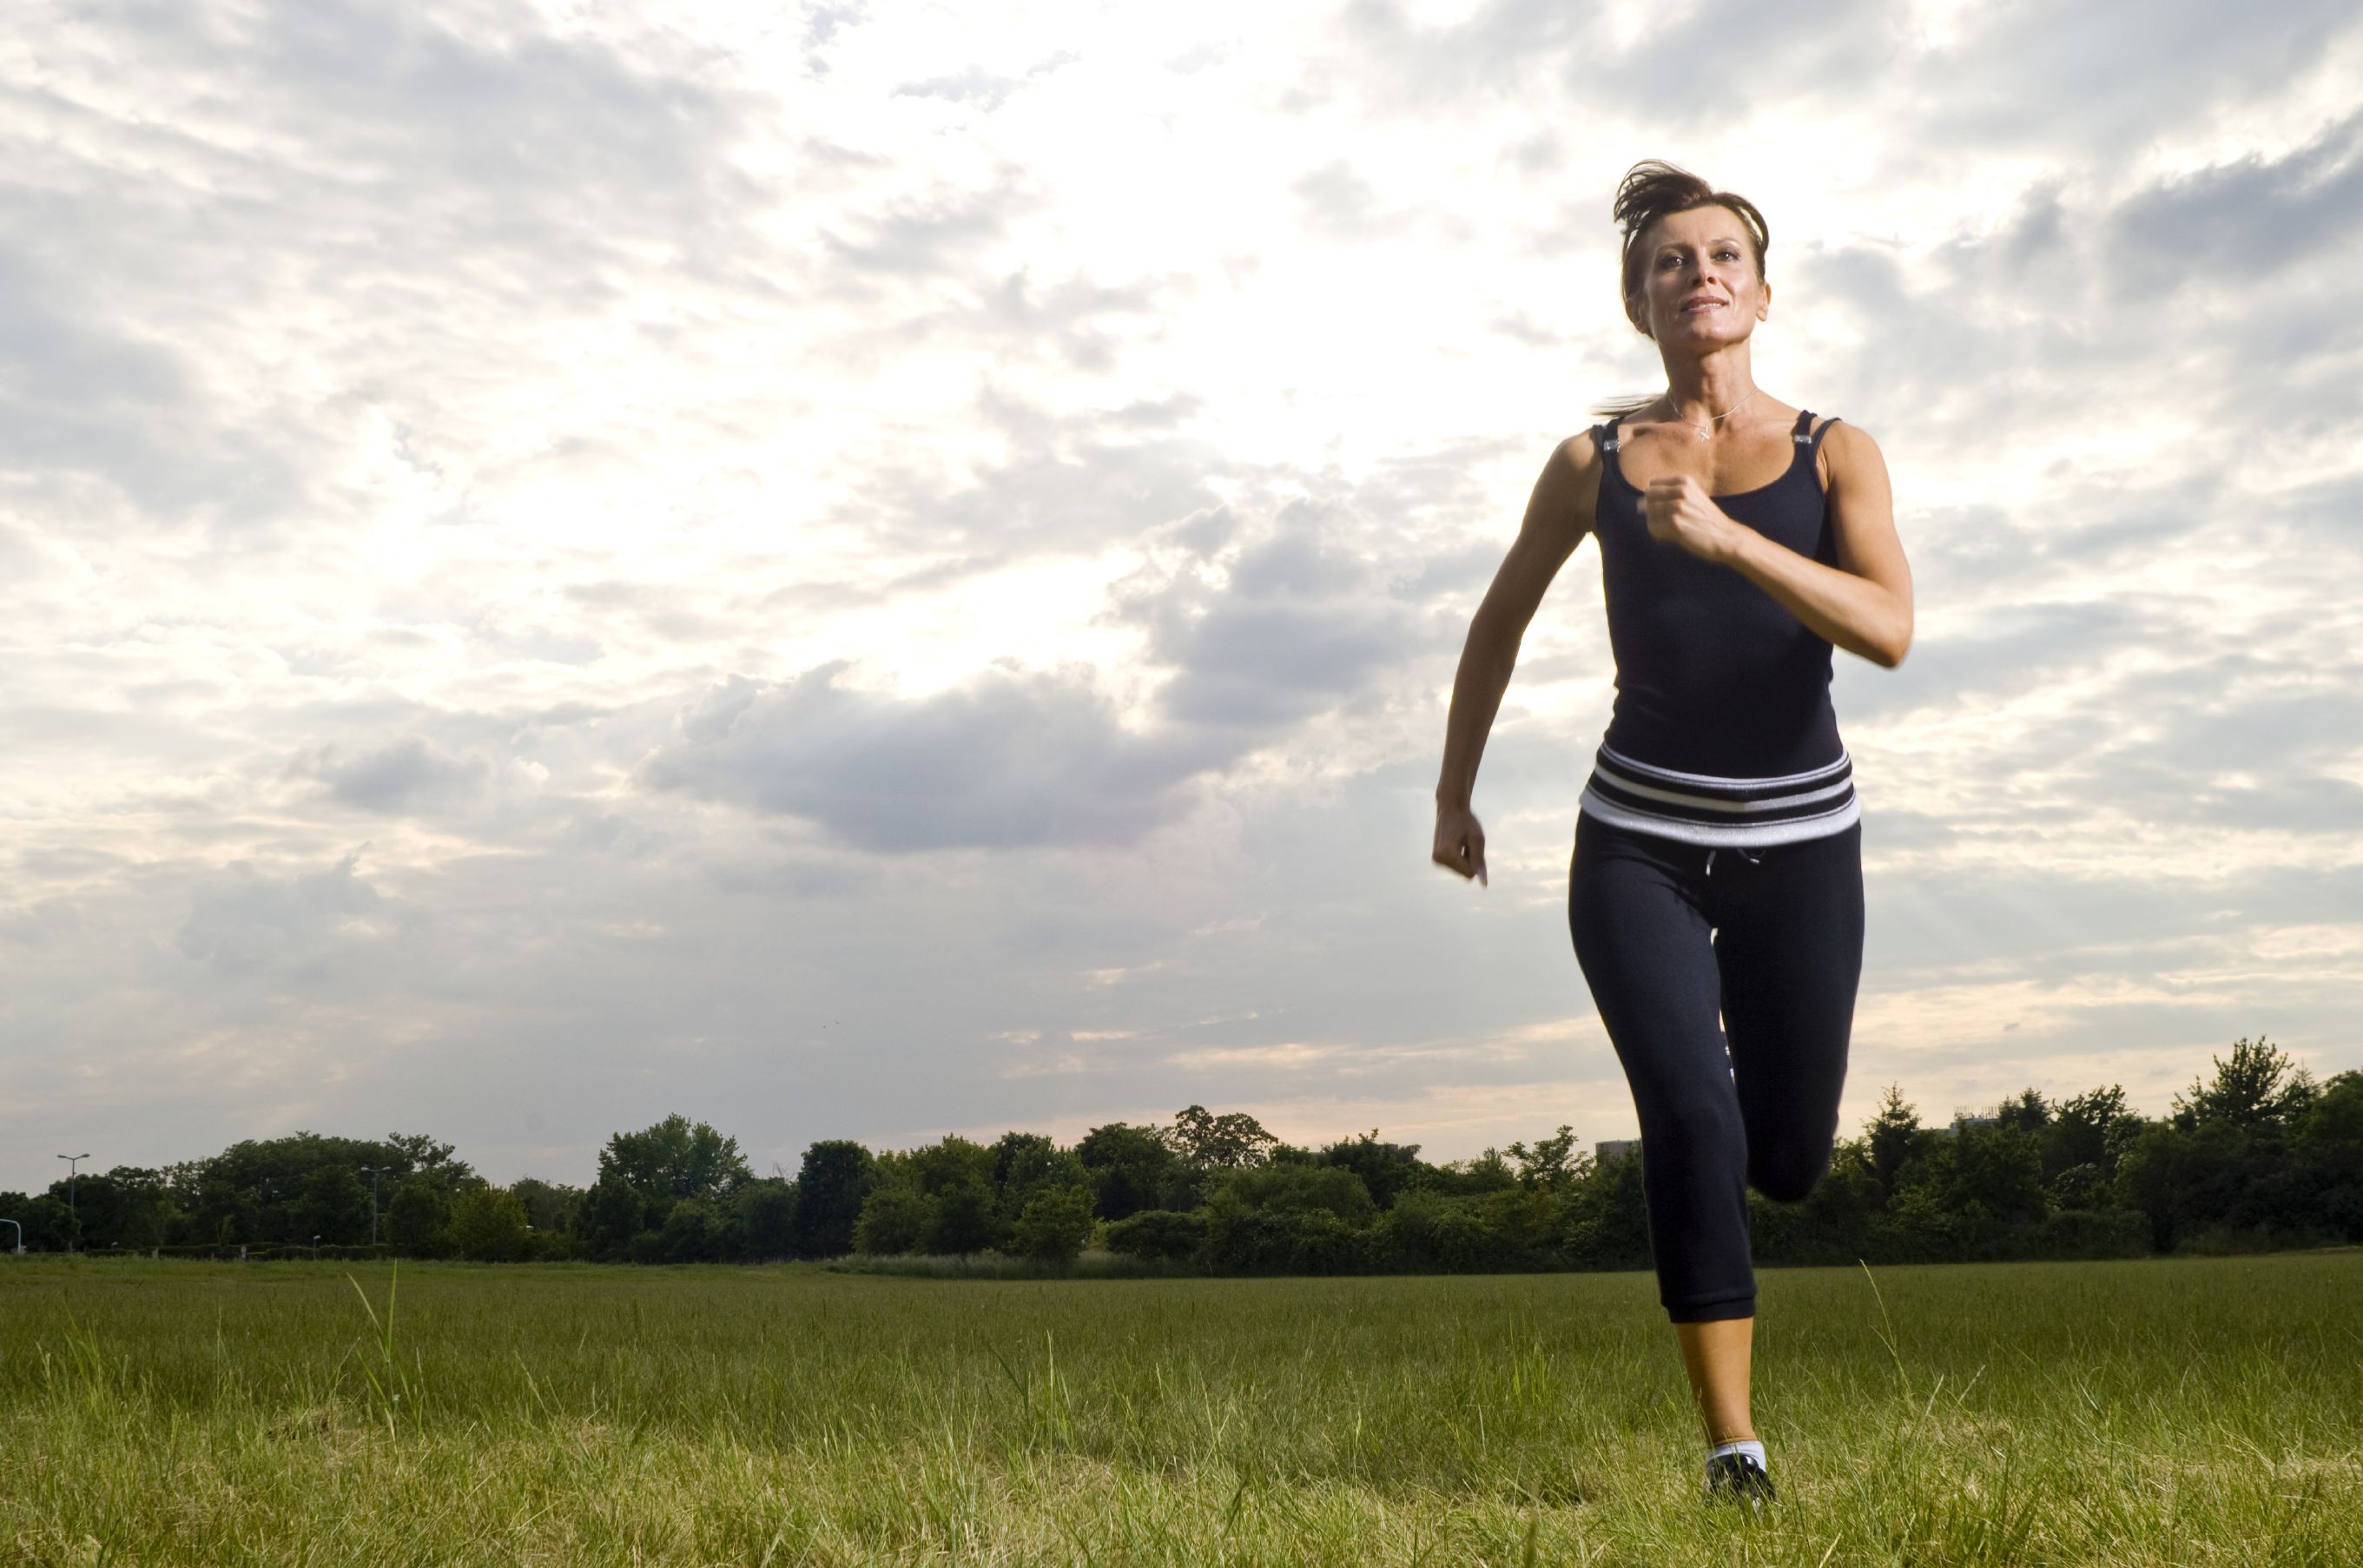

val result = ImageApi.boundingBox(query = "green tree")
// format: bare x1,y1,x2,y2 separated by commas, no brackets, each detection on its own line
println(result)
1104,1209,1207,1262
1208,1163,1376,1224
386,1177,452,1252
1316,1130,1428,1209
1416,1147,1518,1197
447,1184,530,1262
730,1177,799,1258
1504,1125,1586,1195
295,1165,373,1246
2293,1070,2363,1242
657,1197,719,1263
992,1132,1088,1220
1990,1088,2051,1134
1075,1122,1183,1221
510,1178,583,1235
2048,1084,2142,1186
924,1178,998,1255
853,1183,934,1255
599,1115,754,1206
908,1135,998,1196
1864,1084,1930,1203
385,1133,476,1192
1921,1122,2050,1226
575,1175,648,1257
2171,1036,2318,1133
792,1141,876,1258
1168,1104,1277,1170
56,1168,173,1251
1009,1186,1094,1264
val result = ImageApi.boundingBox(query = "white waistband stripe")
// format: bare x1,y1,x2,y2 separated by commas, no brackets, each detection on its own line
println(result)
1578,743,1859,847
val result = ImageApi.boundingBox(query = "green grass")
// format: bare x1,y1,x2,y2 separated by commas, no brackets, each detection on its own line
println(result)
1,1252,2356,1565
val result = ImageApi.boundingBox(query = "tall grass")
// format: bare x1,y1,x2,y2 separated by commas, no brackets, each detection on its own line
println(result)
0,1252,2355,1564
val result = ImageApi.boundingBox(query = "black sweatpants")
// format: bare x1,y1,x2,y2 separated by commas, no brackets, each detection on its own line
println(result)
1567,811,1865,1323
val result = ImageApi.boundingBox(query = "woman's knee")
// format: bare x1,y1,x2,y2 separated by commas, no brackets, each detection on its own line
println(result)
1748,1143,1832,1202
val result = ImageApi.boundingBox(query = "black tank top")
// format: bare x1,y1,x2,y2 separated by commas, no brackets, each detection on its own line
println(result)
1575,407,1861,847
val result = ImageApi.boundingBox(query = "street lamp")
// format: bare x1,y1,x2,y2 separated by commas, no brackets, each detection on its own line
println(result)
0,1218,21,1255
56,1153,89,1254
359,1165,384,1247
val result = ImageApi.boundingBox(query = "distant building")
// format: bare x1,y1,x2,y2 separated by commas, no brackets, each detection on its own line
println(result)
1941,1115,1999,1137
1594,1138,1642,1164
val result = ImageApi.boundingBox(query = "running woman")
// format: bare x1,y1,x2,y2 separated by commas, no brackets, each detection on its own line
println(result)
1429,160,1914,1510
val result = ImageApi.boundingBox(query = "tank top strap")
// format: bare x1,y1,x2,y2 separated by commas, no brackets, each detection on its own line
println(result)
1595,418,1621,454
1793,410,1842,450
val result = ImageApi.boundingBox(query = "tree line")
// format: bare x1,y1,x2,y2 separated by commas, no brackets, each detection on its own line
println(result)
4,1036,2355,1272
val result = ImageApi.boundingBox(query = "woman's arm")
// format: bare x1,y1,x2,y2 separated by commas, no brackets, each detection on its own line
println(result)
1642,422,1914,668
1433,435,1596,882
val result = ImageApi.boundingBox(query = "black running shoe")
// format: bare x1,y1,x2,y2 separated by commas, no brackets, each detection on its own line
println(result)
1703,1451,1777,1513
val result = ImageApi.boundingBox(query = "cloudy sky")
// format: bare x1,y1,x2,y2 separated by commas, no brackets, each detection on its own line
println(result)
4,0,2360,1192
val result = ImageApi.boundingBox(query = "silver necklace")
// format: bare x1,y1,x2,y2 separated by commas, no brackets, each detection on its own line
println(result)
1665,388,1757,441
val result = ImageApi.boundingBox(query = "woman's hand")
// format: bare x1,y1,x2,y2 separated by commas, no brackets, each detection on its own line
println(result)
1642,473,1746,565
1432,804,1488,886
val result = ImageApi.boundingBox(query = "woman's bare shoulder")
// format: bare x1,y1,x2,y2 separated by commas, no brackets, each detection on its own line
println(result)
1521,429,1605,544
1818,418,1887,488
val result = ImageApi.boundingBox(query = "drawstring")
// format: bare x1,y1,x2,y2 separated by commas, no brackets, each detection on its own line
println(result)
1704,847,1766,878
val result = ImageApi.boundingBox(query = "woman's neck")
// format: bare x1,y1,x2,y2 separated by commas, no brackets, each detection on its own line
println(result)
1661,351,1758,426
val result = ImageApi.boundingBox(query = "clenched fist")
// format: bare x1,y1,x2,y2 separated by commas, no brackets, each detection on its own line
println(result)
1642,472,1746,565
1432,804,1488,886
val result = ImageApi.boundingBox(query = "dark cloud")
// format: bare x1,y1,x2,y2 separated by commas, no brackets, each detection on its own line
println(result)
1918,0,2359,159
1838,599,2149,724
2106,108,2363,296
636,662,1224,853
1330,0,1894,119
643,490,1459,851
1792,104,2363,445
175,851,411,975
293,735,492,815
1126,499,1434,729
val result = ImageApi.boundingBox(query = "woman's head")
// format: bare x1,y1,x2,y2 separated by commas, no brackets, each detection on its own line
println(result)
1612,160,1771,343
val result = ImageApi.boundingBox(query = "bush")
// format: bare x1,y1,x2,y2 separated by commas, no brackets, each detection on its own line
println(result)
446,1185,530,1262
853,1185,934,1256
2040,1207,2151,1258
1105,1209,1207,1262
1010,1187,1095,1265
924,1179,999,1255
1372,1189,1520,1273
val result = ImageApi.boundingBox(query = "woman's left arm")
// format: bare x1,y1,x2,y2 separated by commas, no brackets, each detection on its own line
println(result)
1646,423,1915,667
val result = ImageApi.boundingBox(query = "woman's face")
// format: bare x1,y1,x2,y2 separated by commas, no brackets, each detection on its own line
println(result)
1629,205,1767,345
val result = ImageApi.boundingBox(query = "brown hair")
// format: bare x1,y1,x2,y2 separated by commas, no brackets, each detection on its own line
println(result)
1588,160,1772,422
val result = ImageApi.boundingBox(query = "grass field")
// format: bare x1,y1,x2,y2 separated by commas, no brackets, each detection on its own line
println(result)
2,1252,2355,1565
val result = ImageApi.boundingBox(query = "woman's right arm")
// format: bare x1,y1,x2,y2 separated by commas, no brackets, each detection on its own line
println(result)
1431,432,1599,884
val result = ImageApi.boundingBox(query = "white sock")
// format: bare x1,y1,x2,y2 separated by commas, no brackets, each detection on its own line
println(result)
1707,1438,1766,1472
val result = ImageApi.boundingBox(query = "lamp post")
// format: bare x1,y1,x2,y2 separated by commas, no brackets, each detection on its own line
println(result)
56,1153,89,1254
1,1218,21,1255
359,1165,384,1247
